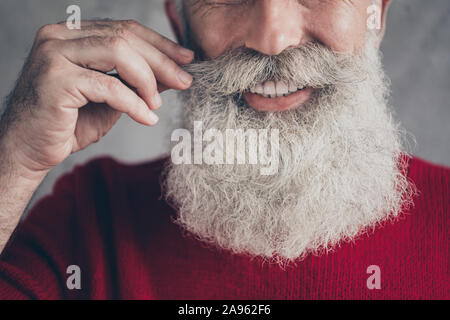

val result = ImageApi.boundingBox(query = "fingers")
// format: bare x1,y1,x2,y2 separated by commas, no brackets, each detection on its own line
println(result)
34,19,195,126
35,20,194,90
81,20,195,65
74,69,159,126
58,36,162,110
130,35,193,90
123,20,194,65
99,27,193,90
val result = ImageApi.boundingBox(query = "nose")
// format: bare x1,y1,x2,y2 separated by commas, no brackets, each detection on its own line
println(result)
244,0,305,56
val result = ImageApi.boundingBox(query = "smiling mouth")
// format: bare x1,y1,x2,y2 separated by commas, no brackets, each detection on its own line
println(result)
244,80,313,111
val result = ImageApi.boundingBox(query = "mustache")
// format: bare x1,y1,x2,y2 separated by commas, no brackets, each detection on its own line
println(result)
182,42,368,97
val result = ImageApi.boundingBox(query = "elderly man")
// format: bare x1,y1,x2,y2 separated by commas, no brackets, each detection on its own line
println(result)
0,0,448,300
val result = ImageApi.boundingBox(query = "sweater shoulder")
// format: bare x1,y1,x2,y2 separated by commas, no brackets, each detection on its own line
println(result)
68,155,169,187
407,156,450,226
408,156,450,192
24,154,173,246
0,156,172,299
55,155,170,202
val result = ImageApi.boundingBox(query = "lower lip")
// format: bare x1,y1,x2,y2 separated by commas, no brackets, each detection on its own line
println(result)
243,87,313,112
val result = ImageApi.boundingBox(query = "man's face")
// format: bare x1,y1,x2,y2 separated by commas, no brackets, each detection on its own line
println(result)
176,0,388,112
163,0,410,264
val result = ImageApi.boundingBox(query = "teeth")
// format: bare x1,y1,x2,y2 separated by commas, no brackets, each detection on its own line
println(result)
289,82,298,93
255,83,264,95
249,81,305,98
264,81,276,98
276,81,289,96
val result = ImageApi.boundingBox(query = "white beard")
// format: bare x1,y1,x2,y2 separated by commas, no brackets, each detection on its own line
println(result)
162,37,414,264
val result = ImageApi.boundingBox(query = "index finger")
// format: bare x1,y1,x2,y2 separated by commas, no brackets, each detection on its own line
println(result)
124,20,194,65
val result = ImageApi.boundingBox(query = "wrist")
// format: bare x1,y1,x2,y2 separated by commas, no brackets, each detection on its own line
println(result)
0,133,49,187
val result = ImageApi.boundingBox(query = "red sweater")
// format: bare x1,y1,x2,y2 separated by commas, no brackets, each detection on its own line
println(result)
0,156,449,300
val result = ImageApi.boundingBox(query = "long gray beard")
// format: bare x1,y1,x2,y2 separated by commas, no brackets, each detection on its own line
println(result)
162,38,414,264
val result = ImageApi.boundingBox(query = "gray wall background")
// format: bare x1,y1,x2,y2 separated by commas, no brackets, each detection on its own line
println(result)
0,0,449,206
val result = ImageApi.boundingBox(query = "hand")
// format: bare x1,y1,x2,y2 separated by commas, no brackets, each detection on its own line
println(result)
0,19,194,175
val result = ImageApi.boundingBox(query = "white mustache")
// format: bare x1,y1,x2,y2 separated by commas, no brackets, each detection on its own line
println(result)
183,42,367,97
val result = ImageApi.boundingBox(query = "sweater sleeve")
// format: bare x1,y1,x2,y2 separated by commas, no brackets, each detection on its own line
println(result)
0,168,81,300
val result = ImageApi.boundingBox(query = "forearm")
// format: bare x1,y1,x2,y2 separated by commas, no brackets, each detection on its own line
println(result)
0,133,48,253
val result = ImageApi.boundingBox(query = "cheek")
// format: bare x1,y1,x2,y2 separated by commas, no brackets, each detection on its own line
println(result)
190,12,244,59
309,6,368,53
194,26,230,58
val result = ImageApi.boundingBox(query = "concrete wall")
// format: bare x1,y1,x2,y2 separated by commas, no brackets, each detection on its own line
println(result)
0,0,449,206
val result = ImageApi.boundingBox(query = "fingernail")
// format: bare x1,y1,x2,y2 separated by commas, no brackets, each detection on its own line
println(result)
152,93,163,109
147,111,159,125
179,47,194,59
178,70,193,86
